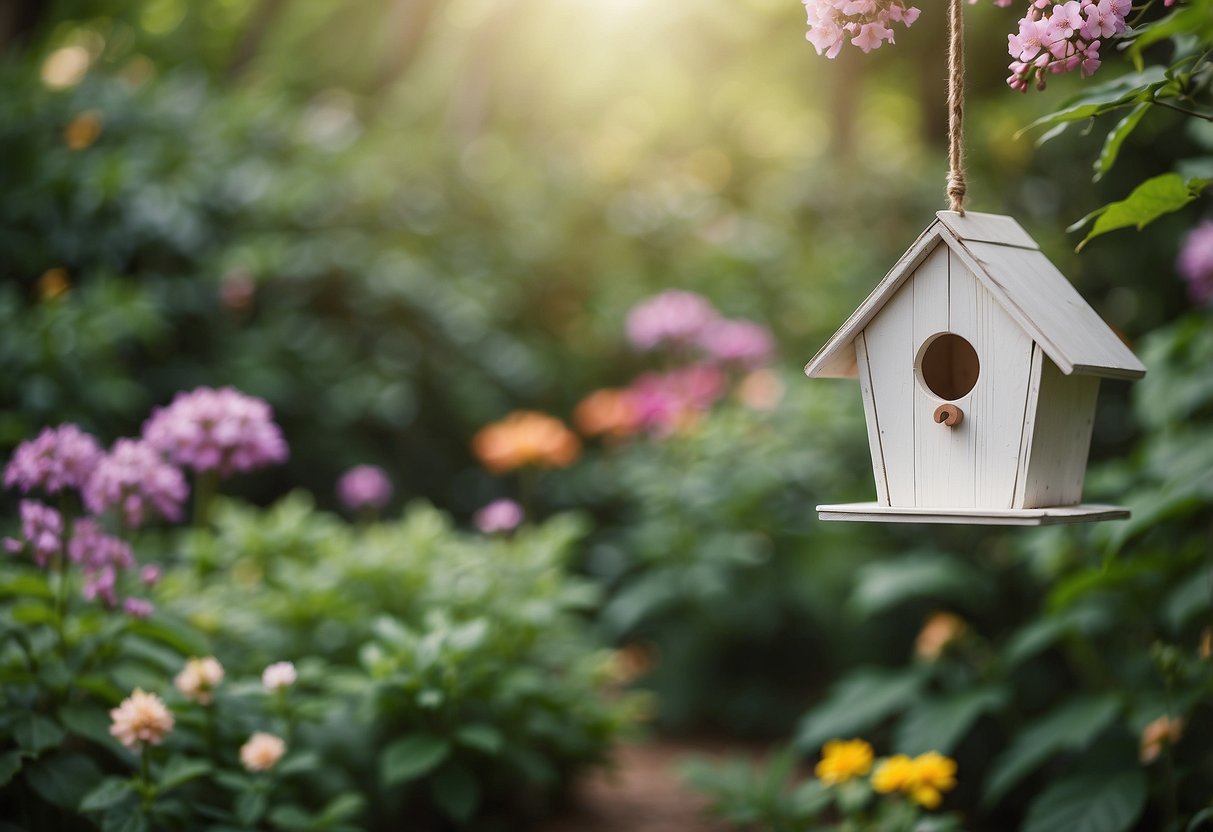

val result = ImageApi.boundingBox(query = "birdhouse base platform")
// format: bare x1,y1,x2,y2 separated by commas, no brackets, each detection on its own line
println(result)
816,503,1129,526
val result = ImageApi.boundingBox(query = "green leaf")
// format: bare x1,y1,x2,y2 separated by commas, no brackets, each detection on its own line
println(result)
1189,807,1213,831
79,777,136,812
1073,174,1210,250
1021,771,1146,832
1094,104,1149,182
895,687,1007,756
849,555,991,616
101,809,149,832
380,734,451,786
159,756,212,791
1021,67,1168,139
266,805,313,831
10,602,56,625
14,714,65,754
0,573,53,599
24,751,103,809
983,695,1121,806
317,793,366,826
0,751,23,787
236,790,268,826
796,667,926,751
431,764,480,824
59,704,121,747
454,724,503,755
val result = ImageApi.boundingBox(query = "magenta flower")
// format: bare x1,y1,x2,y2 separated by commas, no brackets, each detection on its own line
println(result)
141,564,161,587
84,439,188,529
68,519,135,573
83,567,117,607
4,424,102,496
142,387,288,478
1178,220,1213,304
628,365,727,435
474,499,524,534
698,319,775,369
625,291,720,351
9,500,65,567
336,465,393,513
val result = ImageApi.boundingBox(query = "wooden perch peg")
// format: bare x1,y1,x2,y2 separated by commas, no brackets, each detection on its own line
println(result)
934,403,963,427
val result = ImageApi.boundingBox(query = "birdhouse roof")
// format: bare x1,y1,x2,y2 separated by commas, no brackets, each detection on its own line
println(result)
803,211,1146,381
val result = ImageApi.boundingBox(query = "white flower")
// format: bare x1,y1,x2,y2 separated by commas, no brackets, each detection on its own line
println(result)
261,661,297,691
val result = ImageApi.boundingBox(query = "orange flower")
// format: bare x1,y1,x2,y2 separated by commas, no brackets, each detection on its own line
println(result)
915,612,967,661
64,111,102,150
574,389,640,439
472,411,581,474
37,268,71,301
1140,715,1184,764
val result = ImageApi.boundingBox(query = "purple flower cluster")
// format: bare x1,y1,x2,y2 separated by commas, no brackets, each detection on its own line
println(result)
474,499,524,534
337,465,394,512
5,501,65,567
625,291,721,351
1178,220,1213,305
3,424,101,495
697,320,775,369
143,387,288,478
70,518,136,609
84,439,189,529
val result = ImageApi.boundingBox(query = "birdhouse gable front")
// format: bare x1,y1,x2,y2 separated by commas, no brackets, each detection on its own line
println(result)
804,211,1147,382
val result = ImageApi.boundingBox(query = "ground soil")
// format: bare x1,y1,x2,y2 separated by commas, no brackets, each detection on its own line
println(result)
538,738,767,832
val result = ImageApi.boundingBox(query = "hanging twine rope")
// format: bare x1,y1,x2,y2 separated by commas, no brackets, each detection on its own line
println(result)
946,0,967,215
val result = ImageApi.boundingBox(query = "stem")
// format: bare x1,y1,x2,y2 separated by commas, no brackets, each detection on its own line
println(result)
1149,98,1213,121
193,470,219,531
139,745,155,812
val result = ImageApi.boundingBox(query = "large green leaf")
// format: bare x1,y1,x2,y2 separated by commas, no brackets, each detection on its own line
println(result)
380,734,451,787
0,751,23,788
895,687,1007,756
849,555,991,616
159,756,213,791
431,764,480,823
1021,771,1147,832
79,777,137,812
14,714,65,755
982,695,1121,806
1093,104,1149,182
24,751,103,810
1071,174,1210,250
1023,66,1168,140
796,667,926,751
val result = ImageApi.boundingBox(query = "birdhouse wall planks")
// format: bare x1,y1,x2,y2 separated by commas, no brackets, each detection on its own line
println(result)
805,211,1146,526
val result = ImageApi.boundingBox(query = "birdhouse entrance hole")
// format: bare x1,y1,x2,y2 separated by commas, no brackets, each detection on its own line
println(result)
917,332,980,401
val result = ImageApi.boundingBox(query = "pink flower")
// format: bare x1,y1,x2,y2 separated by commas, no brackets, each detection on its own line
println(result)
803,0,919,58
1178,220,1213,304
697,319,775,369
143,387,288,478
109,689,174,750
11,500,64,568
336,465,393,512
123,598,154,618
141,564,161,587
628,365,726,435
262,661,298,691
851,21,895,52
69,518,135,573
474,499,524,534
175,656,224,705
240,732,286,772
4,424,101,496
84,439,188,529
1008,17,1047,61
625,291,719,351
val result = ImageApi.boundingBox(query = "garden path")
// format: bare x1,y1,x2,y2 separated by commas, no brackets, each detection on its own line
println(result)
540,739,761,832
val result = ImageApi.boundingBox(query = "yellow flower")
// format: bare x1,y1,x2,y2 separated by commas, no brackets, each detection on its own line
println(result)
815,739,875,785
872,751,957,809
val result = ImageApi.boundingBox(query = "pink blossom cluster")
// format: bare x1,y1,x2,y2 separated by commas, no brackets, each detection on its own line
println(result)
1004,0,1130,91
1177,220,1213,304
5,500,64,567
474,498,524,534
625,290,775,369
802,0,922,59
143,387,288,478
3,424,101,495
336,464,393,513
84,439,189,529
629,365,728,435
70,518,136,609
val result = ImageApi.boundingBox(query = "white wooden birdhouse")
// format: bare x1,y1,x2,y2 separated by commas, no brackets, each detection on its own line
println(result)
805,211,1146,526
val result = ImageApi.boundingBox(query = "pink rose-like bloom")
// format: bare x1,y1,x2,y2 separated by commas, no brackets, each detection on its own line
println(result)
1178,220,1213,304
240,732,286,772
474,499,524,534
336,465,393,512
262,661,298,691
110,688,174,750
10,500,64,568
175,656,225,705
4,424,101,496
625,291,720,351
698,319,775,369
84,439,188,529
142,387,288,478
